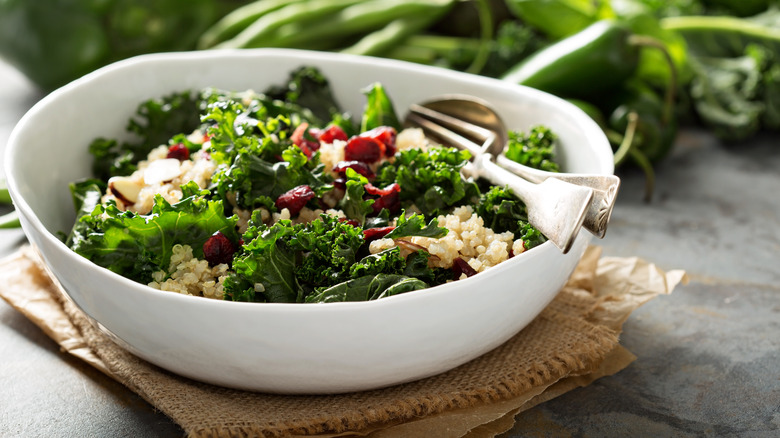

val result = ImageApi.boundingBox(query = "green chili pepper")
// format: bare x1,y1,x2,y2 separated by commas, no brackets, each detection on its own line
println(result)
501,20,641,101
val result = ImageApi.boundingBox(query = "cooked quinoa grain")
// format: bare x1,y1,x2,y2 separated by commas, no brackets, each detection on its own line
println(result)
148,244,229,299
369,206,525,273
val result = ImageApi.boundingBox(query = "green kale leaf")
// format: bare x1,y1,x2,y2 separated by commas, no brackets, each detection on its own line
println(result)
374,146,479,217
214,146,332,211
385,211,448,239
65,179,105,248
90,90,202,180
229,214,366,302
474,185,546,250
304,274,427,303
264,66,346,125
360,82,401,132
504,126,560,172
339,169,374,225
68,182,238,283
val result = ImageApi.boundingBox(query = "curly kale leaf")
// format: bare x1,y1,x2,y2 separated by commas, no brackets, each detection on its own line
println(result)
475,185,546,250
264,66,346,125
304,274,427,303
504,126,560,172
227,213,445,303
349,247,406,279
215,146,332,211
90,90,202,180
385,211,448,240
361,82,401,132
229,215,366,302
339,169,374,225
374,146,479,217
68,182,238,283
65,179,106,248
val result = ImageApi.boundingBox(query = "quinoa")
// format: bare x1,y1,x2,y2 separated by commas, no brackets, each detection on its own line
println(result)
369,205,526,279
103,138,216,214
148,244,229,299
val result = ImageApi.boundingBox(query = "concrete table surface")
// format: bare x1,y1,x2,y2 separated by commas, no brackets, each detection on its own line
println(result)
1,59,778,437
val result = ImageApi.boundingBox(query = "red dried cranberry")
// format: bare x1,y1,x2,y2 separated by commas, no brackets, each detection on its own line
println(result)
360,126,397,157
332,160,375,179
362,226,396,242
317,124,348,144
203,231,237,267
344,136,383,163
339,218,361,228
166,143,190,161
452,257,478,278
275,185,316,216
333,177,347,190
364,183,401,214
291,123,319,156
370,191,400,214
363,182,399,196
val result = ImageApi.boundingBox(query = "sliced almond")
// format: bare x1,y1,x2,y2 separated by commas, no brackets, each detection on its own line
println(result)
108,177,143,205
143,158,183,185
394,239,441,262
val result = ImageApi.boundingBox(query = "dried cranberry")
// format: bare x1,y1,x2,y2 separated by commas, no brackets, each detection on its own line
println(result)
339,218,361,228
333,177,347,190
364,183,401,214
166,143,190,161
370,191,400,214
203,231,237,267
452,257,478,278
363,182,400,196
360,126,397,157
275,185,316,216
316,124,348,144
344,136,383,163
362,226,396,242
332,160,375,179
291,123,319,156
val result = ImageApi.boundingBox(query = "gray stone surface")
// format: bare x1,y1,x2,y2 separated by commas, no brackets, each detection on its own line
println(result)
1,58,777,437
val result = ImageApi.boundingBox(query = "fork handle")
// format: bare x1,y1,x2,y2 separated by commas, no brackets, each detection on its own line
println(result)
474,155,592,254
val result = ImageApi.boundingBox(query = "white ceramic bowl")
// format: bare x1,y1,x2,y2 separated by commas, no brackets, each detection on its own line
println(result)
5,49,613,394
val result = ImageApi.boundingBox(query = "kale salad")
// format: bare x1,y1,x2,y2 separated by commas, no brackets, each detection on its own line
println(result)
65,67,560,303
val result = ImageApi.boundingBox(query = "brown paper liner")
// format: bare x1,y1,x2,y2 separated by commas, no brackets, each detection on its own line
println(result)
0,246,686,437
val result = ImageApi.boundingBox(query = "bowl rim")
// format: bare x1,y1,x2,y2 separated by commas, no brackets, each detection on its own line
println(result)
4,48,610,311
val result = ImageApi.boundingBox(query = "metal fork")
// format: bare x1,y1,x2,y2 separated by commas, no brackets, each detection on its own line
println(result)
405,111,593,254
407,101,619,238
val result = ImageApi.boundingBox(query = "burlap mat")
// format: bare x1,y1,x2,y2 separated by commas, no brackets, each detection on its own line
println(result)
0,245,687,437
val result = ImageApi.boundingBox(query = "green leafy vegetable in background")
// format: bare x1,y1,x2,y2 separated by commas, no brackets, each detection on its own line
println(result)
688,43,780,140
